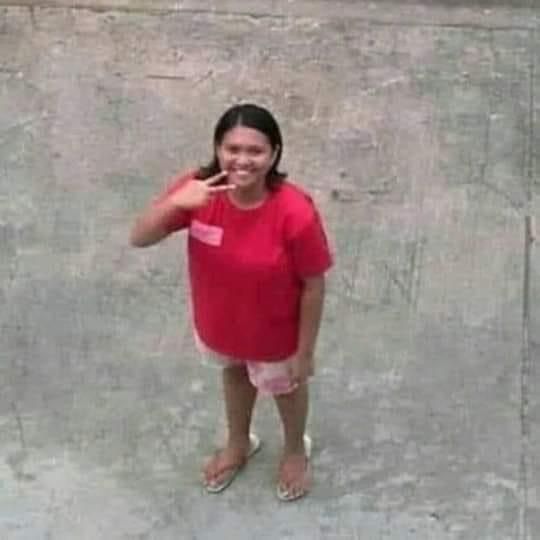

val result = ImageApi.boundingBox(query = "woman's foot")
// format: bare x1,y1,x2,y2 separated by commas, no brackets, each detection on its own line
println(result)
203,434,261,492
276,435,312,501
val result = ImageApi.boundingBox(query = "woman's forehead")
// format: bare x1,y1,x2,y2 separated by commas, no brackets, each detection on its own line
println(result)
220,126,271,147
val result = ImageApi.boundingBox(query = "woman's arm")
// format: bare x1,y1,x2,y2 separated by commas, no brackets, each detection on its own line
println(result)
295,274,326,370
129,197,182,248
129,170,231,247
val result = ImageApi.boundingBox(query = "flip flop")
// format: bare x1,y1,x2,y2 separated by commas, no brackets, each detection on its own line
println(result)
276,434,313,502
204,433,262,493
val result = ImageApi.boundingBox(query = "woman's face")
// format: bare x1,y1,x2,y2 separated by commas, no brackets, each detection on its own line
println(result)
216,126,277,190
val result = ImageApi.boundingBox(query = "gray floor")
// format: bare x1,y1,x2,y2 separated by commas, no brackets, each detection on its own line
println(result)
0,1,538,538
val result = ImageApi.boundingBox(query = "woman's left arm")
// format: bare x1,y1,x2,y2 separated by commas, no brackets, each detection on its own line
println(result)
288,202,333,383
294,275,326,380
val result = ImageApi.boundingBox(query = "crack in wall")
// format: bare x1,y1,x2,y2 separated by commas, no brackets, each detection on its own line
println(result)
516,28,535,540
0,1,537,31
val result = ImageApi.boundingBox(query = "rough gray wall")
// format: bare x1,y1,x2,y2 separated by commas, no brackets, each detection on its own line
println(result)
0,2,538,539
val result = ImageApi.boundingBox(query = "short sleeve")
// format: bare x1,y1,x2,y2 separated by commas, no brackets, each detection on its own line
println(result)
287,205,334,279
152,172,194,233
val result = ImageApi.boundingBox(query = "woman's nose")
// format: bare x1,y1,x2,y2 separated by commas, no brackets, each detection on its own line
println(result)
236,154,250,166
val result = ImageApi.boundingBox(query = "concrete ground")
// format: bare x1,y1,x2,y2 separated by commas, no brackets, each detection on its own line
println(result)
0,1,538,538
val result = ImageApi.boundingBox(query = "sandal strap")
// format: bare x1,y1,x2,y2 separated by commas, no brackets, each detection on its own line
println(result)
208,450,247,476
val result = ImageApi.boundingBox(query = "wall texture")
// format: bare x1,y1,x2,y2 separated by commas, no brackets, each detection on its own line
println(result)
0,1,538,539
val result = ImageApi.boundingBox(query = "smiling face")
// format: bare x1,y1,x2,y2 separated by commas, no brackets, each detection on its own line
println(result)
216,126,278,191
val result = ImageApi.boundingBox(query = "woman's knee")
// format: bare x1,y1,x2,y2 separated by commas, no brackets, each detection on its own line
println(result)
223,364,250,381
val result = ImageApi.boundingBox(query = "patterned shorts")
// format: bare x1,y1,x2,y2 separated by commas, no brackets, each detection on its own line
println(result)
194,331,298,396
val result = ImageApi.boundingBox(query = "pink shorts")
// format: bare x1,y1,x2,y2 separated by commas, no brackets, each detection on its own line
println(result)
194,332,298,396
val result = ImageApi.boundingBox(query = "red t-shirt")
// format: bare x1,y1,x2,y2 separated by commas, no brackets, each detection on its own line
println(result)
154,171,333,362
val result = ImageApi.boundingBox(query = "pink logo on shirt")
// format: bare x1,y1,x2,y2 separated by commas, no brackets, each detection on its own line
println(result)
190,220,223,246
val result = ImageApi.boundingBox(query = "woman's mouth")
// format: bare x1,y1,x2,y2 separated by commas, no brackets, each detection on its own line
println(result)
231,169,253,179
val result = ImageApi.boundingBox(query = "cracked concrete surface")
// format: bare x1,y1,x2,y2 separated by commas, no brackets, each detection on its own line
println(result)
0,1,538,539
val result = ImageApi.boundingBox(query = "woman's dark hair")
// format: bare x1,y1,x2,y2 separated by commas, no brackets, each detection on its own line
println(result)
196,103,287,189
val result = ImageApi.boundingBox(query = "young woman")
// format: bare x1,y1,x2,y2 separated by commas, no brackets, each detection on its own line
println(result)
130,103,333,501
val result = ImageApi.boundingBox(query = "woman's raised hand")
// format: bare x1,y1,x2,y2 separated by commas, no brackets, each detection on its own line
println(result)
169,171,234,210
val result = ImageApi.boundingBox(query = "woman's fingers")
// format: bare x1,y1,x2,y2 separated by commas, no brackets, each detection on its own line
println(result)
208,184,236,192
205,171,234,193
204,170,229,185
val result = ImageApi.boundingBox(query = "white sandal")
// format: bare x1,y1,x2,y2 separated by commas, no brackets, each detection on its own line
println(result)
204,433,262,493
276,434,313,502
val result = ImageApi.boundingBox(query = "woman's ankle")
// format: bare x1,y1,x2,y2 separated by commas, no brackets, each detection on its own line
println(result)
283,434,306,456
226,432,252,451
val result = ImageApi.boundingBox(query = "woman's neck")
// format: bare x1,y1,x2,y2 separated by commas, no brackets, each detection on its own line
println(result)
228,182,268,209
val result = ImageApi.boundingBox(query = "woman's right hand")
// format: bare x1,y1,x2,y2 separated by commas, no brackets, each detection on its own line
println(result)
169,171,234,210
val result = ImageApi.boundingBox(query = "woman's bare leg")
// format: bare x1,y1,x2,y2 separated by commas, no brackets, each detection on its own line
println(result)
274,382,311,499
204,365,258,486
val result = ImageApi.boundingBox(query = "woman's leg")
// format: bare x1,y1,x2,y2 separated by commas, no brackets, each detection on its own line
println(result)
204,365,258,486
274,382,311,499
223,364,258,447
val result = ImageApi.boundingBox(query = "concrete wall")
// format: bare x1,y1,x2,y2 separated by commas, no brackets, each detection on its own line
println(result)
0,1,538,538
